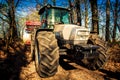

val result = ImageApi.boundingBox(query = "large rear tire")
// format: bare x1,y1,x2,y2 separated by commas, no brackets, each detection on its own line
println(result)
86,34,108,70
35,31,59,78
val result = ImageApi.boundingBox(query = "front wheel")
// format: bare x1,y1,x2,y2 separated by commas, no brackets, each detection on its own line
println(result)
34,31,59,78
86,34,108,70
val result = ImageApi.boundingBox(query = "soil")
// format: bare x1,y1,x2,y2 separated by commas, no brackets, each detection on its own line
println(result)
0,39,120,80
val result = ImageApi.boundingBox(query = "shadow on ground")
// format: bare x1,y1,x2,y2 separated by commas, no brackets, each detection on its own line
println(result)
59,54,120,80
99,69,120,80
59,55,77,70
0,39,29,80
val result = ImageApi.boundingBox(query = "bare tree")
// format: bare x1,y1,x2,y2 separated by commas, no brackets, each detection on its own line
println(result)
7,0,18,41
68,0,74,23
89,0,99,34
84,0,88,28
0,0,20,49
1,21,6,40
74,0,81,25
112,0,118,42
0,3,8,39
105,0,110,41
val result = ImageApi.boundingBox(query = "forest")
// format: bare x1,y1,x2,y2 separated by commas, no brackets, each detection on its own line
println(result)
0,0,120,80
0,0,120,43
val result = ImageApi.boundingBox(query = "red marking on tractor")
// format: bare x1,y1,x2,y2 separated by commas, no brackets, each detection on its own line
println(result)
23,21,41,45
26,21,41,26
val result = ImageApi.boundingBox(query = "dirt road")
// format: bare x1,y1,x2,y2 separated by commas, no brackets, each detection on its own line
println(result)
19,44,120,80
20,57,120,80
0,40,120,80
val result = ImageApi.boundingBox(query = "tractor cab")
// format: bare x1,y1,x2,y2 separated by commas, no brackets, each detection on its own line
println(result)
39,4,70,29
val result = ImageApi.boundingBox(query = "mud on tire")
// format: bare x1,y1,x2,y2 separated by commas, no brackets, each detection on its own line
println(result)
86,34,108,70
35,31,59,78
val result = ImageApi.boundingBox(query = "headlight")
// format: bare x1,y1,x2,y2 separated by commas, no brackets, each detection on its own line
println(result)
77,31,86,35
74,28,90,44
77,30,89,35
76,30,89,40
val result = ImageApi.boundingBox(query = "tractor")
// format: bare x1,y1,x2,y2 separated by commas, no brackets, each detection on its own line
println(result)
31,4,108,78
23,21,41,45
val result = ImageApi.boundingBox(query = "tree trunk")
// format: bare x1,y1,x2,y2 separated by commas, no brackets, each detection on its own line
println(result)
68,0,73,24
1,22,6,40
7,0,18,43
75,0,81,26
84,0,88,28
89,0,99,34
105,0,110,41
112,0,118,42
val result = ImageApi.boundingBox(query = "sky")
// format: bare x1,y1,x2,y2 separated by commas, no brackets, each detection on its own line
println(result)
15,0,69,17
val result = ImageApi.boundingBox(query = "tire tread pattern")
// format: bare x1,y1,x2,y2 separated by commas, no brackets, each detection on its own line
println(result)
36,31,59,78
87,34,108,70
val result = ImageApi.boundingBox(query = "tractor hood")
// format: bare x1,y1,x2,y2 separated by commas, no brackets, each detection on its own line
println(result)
54,24,90,44
54,24,79,40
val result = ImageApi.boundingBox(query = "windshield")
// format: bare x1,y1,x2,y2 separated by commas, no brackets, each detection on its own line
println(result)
40,7,70,29
47,8,70,25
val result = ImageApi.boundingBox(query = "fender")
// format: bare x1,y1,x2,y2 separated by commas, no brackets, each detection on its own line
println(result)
34,29,53,42
31,28,54,57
